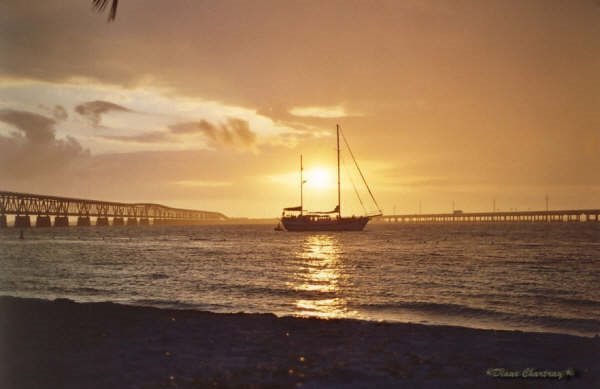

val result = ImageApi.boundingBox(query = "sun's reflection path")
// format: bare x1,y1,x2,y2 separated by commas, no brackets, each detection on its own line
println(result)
288,235,355,319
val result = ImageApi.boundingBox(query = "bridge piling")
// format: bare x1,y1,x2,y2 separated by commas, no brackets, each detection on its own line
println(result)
77,217,91,227
36,216,52,228
14,215,31,228
112,217,124,226
96,217,109,226
0,214,6,228
126,218,138,226
54,216,69,227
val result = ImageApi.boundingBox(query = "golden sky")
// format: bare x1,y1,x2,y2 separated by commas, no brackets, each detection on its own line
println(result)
0,0,598,217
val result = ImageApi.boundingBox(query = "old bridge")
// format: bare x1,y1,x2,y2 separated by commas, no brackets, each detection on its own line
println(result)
0,191,227,228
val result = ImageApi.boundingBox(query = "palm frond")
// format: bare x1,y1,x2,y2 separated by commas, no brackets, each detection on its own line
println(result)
92,0,118,21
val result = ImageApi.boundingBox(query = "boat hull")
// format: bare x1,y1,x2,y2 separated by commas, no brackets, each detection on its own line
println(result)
281,216,370,231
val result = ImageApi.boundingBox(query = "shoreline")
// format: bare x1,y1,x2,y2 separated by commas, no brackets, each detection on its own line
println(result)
1,296,598,388
2,292,597,340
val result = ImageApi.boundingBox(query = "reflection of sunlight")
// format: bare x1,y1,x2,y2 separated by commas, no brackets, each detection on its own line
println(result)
288,235,354,319
295,298,348,317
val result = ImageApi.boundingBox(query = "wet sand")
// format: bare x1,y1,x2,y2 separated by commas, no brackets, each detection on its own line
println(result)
0,296,597,388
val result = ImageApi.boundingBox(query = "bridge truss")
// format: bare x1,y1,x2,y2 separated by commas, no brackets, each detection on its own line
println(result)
0,191,227,227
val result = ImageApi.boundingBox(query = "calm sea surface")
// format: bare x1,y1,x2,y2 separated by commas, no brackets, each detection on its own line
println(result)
1,223,599,337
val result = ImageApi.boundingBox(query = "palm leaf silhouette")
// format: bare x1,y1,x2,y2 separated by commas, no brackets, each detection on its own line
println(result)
92,0,118,21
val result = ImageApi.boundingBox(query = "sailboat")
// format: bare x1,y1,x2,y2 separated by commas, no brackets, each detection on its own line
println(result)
280,125,382,231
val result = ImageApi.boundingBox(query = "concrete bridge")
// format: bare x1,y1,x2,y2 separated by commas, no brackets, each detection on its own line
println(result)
379,209,600,224
0,191,227,228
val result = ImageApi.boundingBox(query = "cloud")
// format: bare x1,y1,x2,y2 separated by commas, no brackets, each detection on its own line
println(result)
53,105,68,121
227,118,256,145
97,117,257,148
173,180,232,188
100,131,169,143
75,100,131,126
289,105,353,118
0,109,89,179
37,104,68,121
168,118,257,148
169,120,214,135
0,109,56,143
0,81,305,155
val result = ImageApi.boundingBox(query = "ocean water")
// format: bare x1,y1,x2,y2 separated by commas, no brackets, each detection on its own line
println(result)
1,223,598,337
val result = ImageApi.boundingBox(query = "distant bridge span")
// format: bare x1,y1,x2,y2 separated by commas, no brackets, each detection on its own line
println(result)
0,191,227,227
379,209,600,223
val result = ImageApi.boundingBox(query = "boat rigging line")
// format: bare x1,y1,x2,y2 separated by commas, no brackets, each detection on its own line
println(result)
340,152,367,215
338,126,383,216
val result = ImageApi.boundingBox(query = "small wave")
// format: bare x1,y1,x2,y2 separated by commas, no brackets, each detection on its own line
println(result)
128,298,228,312
237,285,337,300
73,286,105,294
550,296,600,308
149,273,169,280
514,242,546,247
355,301,600,336
194,250,228,256
516,293,600,310
359,301,493,317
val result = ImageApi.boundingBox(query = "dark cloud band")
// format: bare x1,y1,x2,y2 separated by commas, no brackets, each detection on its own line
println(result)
75,100,131,127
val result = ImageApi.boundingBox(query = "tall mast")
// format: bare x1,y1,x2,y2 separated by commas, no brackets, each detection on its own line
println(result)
336,124,341,215
300,154,303,216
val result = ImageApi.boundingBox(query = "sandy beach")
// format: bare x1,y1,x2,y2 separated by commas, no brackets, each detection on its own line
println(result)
0,296,597,388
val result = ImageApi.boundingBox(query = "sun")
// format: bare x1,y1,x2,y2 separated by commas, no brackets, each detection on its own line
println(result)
305,167,332,189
